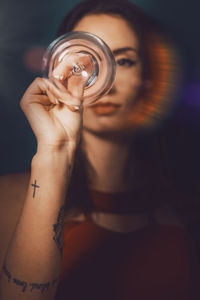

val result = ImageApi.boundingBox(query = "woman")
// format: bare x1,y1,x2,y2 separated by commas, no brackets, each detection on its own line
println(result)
0,0,199,299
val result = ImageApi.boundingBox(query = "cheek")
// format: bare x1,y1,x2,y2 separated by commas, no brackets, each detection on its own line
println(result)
118,73,143,97
118,72,143,108
129,74,143,88
116,65,143,92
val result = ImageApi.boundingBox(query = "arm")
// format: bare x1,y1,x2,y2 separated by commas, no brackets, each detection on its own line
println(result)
0,53,87,300
0,148,73,300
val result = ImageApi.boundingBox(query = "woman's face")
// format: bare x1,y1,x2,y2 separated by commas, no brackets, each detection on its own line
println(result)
73,14,143,134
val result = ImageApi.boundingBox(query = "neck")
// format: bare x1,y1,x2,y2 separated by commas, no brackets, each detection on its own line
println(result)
81,129,143,193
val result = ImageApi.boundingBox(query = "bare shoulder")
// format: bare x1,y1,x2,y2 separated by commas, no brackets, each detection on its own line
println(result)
0,171,30,267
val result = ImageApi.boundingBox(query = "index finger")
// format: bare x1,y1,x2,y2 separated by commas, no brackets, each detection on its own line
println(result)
26,77,47,95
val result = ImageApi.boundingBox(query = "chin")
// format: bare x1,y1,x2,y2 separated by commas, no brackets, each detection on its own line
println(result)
83,120,136,140
83,106,138,138
84,114,121,131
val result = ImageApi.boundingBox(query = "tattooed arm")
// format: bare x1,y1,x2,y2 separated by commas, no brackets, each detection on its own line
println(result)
0,52,84,299
0,48,86,300
0,150,73,300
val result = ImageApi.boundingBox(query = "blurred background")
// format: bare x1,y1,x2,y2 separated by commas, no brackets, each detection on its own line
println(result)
0,0,200,238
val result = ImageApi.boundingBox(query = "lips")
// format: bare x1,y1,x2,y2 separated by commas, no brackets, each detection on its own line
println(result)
90,102,121,115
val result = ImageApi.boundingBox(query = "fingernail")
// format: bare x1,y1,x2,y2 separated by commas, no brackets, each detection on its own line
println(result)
54,74,63,80
55,99,59,104
73,105,81,111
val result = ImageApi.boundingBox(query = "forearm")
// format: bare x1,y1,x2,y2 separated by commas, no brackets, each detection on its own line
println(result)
0,148,74,300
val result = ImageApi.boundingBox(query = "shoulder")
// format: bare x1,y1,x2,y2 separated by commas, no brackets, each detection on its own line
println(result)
0,171,30,267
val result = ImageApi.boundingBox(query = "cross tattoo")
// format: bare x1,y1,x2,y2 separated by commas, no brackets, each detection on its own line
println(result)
31,180,40,198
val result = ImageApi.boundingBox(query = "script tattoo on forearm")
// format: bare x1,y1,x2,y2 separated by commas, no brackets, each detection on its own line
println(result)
13,277,27,292
2,262,11,282
53,205,65,255
2,262,57,293
31,179,40,198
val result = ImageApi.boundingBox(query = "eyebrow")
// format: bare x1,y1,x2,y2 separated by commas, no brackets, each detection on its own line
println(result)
112,47,138,55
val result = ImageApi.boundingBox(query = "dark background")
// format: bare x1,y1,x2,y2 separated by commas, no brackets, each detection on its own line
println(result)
0,0,199,189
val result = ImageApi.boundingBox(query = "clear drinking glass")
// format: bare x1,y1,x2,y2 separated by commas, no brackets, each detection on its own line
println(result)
42,31,116,106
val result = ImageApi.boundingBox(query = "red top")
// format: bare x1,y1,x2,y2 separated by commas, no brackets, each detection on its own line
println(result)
55,190,200,300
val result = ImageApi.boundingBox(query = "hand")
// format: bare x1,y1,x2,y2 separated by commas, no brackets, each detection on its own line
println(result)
20,53,90,153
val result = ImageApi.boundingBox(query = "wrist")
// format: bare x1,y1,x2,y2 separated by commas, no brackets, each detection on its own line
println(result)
31,152,73,189
32,144,76,171
36,140,78,155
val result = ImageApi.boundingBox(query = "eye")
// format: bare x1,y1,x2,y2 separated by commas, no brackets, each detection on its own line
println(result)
116,58,137,67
